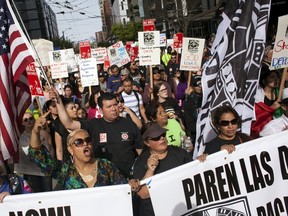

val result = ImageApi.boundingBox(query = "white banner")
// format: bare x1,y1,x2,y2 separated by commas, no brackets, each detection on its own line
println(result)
0,184,133,216
138,31,160,48
138,47,160,66
107,41,130,67
79,58,99,87
180,37,205,71
270,15,288,70
145,131,288,216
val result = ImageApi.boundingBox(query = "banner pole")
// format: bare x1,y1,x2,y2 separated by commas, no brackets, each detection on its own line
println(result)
10,0,51,87
149,65,154,101
277,67,288,102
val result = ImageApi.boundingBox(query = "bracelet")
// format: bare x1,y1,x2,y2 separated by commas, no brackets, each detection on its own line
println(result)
29,145,42,150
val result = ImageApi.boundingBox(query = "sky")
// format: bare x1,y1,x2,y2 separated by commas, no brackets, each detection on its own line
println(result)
47,0,103,43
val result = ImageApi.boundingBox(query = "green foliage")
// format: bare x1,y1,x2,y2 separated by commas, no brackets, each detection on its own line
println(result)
97,41,111,47
110,22,142,43
52,37,75,50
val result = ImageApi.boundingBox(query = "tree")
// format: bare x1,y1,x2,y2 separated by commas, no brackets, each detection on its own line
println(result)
110,22,142,43
52,37,75,50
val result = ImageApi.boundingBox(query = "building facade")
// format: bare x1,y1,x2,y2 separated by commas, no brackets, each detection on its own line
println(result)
14,0,58,40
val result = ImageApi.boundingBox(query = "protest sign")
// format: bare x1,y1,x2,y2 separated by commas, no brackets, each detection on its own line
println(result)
48,50,68,79
270,15,288,69
0,184,133,216
143,19,155,31
107,41,130,67
32,39,53,66
180,38,205,71
91,47,107,64
79,58,98,87
173,32,184,48
65,48,78,73
160,33,167,47
26,63,44,96
145,131,288,216
138,47,160,66
138,31,160,48
79,41,91,59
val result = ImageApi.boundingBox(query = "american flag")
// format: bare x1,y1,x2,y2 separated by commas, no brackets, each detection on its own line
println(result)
0,0,34,160
193,0,271,159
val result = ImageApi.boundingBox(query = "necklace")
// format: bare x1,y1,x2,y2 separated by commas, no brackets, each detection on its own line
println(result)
78,162,98,183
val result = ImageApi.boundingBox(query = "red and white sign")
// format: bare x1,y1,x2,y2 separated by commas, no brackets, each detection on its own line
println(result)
143,19,155,31
26,63,44,96
79,41,91,59
173,33,184,48
103,55,110,72
91,47,107,64
130,46,139,62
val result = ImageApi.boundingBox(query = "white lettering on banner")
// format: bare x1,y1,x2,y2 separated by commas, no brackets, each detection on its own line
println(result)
146,131,288,216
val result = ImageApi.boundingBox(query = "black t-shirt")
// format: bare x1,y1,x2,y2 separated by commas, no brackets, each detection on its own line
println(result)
204,133,250,155
81,117,143,178
133,146,192,216
54,118,71,161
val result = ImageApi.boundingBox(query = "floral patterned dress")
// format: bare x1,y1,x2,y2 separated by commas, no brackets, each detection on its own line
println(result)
28,146,127,189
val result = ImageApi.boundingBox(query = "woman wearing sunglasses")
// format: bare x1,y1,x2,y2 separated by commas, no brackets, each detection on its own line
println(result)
199,106,251,161
28,112,140,191
133,123,191,216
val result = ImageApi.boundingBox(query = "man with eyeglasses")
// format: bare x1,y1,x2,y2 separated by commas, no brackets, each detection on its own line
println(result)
51,88,143,179
132,123,191,216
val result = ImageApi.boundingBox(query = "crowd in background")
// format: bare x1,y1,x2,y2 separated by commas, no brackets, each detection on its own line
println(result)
1,34,288,216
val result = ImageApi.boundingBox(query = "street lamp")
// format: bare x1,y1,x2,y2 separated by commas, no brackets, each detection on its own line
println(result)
62,27,71,40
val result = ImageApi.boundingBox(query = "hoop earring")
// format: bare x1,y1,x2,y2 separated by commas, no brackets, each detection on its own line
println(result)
70,154,74,164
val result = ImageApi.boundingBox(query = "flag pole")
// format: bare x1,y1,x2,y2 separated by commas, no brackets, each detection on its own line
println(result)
277,67,288,101
10,0,51,87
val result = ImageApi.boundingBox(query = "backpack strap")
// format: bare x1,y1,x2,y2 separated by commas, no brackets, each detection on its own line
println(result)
133,90,140,108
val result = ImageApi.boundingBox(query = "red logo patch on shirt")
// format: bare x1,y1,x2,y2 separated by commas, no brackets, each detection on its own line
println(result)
121,132,129,141
99,133,107,143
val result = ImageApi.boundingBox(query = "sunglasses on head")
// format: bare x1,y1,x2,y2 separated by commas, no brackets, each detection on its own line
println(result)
73,137,93,147
219,118,238,127
23,117,34,122
148,133,166,141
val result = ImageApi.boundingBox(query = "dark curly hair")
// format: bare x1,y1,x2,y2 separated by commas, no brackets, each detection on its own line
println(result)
212,105,241,129
145,101,163,122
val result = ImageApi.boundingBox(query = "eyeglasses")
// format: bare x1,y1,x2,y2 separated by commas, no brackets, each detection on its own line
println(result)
23,117,34,122
148,133,166,141
219,118,238,127
72,137,93,147
159,88,167,93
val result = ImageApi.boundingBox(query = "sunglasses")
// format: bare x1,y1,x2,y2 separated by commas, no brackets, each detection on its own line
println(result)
219,119,238,127
73,137,93,147
23,117,34,122
148,133,166,141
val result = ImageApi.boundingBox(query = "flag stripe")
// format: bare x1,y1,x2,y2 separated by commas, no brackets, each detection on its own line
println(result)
0,0,34,160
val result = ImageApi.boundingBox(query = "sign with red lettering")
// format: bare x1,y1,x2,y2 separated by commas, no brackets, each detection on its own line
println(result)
26,63,44,96
130,46,139,62
79,41,92,59
270,15,288,70
173,33,184,48
143,19,155,31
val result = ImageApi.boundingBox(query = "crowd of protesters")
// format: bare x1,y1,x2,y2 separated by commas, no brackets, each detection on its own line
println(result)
1,36,287,216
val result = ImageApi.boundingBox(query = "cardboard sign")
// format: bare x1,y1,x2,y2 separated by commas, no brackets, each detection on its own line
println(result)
180,38,205,71
173,32,184,48
107,41,130,67
79,41,92,59
26,63,44,96
48,50,68,79
139,47,160,66
91,47,107,64
270,15,288,69
138,31,160,48
143,19,155,31
79,58,99,87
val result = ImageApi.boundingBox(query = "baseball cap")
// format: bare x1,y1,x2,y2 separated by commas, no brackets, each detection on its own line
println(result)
121,68,130,76
142,123,167,140
98,71,105,77
192,75,202,87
